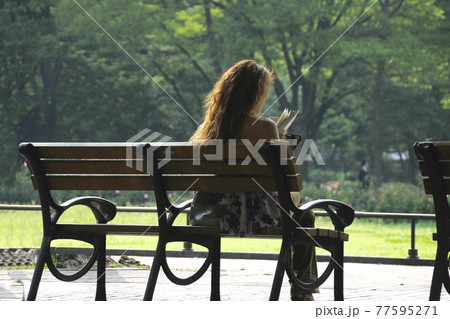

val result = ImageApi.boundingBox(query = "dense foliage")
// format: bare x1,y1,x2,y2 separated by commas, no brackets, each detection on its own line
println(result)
1,0,449,211
302,180,435,214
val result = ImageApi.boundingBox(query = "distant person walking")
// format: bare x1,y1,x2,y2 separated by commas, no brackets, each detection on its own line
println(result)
358,160,369,188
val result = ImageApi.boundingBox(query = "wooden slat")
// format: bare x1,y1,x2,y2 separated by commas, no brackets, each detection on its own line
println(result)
31,141,295,161
40,174,302,192
56,224,221,236
33,143,144,159
298,228,349,241
39,158,299,175
414,141,450,161
159,158,299,175
152,140,295,160
418,160,450,178
241,227,348,241
41,160,147,174
421,178,450,195
432,142,450,160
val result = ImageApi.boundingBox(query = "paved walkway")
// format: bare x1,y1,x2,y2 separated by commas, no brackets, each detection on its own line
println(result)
1,257,449,302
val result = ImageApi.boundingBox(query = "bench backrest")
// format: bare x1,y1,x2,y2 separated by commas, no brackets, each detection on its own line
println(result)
414,141,450,241
414,142,450,195
19,141,302,193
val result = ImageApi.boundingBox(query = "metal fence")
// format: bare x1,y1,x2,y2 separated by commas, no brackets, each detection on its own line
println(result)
0,204,435,263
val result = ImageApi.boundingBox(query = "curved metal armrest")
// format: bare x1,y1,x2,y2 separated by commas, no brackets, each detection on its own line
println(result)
167,199,193,225
174,199,193,211
296,199,355,231
52,196,117,224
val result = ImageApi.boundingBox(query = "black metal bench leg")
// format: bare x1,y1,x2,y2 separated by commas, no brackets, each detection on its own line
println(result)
333,243,344,301
429,247,446,301
269,240,290,301
27,236,51,301
210,239,221,301
143,241,165,301
95,236,107,301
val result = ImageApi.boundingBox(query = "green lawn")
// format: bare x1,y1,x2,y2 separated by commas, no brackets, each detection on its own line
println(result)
0,207,438,259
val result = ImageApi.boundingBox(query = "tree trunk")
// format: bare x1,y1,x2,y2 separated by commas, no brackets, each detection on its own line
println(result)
407,147,418,184
372,61,385,188
203,0,222,75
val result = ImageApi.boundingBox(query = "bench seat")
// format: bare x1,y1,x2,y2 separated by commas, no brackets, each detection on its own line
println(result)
56,224,348,241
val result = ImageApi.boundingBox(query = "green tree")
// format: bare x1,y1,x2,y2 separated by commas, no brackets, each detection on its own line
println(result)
341,0,448,187
0,0,62,181
1,0,448,190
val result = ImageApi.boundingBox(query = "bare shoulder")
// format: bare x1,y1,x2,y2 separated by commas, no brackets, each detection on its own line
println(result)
254,116,276,125
241,116,279,140
253,116,277,130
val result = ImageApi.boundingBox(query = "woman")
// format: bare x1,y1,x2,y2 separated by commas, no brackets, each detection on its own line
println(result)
189,60,318,301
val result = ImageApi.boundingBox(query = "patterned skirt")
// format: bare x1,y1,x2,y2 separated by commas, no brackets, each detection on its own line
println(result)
189,191,281,237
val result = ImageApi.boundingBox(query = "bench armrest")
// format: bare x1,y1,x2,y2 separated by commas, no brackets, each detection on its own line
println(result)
167,199,193,226
173,199,193,211
52,196,117,224
294,199,354,231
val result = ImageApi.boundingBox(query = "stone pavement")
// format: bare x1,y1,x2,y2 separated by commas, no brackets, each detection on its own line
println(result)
1,257,449,301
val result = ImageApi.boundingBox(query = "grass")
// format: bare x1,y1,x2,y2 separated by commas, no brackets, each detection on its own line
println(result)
0,207,438,259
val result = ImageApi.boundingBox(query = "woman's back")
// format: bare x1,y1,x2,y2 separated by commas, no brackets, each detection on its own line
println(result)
190,116,282,236
189,60,282,235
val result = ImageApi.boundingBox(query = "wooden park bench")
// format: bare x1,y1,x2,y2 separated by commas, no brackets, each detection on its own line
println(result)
19,140,354,301
414,141,450,301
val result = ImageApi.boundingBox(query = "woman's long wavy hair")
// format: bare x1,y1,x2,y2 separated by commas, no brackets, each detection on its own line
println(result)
190,60,274,141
